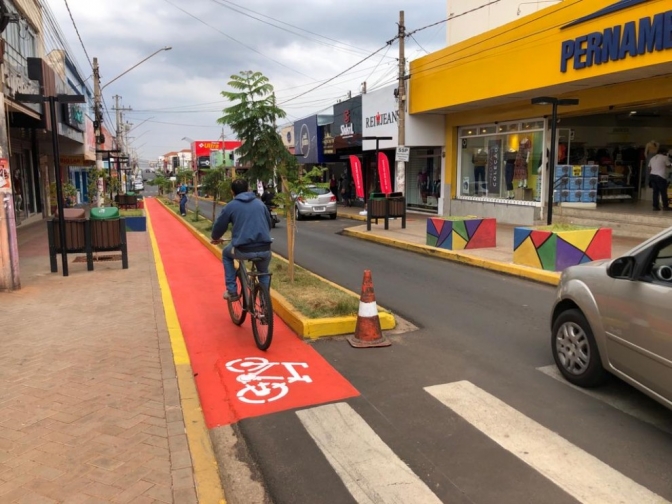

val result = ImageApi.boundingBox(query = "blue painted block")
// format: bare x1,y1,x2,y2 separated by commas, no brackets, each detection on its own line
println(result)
125,216,147,232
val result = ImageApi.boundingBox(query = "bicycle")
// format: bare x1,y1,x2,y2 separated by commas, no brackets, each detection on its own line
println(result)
211,239,274,350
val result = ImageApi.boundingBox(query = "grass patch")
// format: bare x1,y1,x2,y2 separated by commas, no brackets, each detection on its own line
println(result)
159,196,362,319
160,197,220,237
119,209,145,217
534,223,594,232
271,261,360,319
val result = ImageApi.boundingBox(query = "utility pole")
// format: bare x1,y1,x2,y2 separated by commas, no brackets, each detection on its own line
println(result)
112,96,132,193
396,10,406,196
93,57,105,207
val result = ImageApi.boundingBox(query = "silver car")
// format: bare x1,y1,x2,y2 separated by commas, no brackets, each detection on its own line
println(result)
295,185,337,220
551,226,672,410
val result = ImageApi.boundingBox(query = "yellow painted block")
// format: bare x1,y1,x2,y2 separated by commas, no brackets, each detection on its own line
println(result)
558,229,596,253
514,237,542,269
452,231,468,250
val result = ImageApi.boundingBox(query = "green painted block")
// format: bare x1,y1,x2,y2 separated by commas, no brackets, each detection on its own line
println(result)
453,220,469,242
537,234,558,271
426,235,438,247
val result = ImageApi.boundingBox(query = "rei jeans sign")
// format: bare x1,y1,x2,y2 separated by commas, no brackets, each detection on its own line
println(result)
560,10,672,73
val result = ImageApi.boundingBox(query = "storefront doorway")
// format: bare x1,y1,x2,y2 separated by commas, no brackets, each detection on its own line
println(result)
560,104,672,214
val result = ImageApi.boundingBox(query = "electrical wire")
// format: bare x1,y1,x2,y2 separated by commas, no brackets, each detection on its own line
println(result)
406,0,502,37
162,0,316,80
61,0,92,69
209,0,396,61
278,41,395,106
410,0,579,79
409,34,429,55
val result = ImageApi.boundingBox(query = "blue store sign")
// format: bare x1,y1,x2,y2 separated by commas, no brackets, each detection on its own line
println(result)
560,7,672,73
294,115,322,164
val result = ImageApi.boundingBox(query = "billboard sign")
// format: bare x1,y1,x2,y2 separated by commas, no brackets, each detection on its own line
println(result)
293,116,321,164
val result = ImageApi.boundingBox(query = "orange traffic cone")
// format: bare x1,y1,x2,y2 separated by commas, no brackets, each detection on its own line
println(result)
347,270,391,348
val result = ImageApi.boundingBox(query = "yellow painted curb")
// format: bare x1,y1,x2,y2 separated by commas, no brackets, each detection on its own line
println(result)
155,198,397,338
341,228,561,287
145,203,227,504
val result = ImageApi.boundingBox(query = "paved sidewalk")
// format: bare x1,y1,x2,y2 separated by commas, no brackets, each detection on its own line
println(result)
0,222,199,504
336,204,645,282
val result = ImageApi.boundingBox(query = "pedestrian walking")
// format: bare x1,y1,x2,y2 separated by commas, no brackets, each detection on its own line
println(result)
648,146,671,211
178,182,188,216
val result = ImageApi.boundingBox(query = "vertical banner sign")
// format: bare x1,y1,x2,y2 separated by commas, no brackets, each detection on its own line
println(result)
0,158,10,189
349,155,364,199
487,139,502,195
377,152,392,195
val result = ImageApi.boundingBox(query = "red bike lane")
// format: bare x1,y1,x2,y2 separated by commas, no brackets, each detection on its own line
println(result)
146,198,359,428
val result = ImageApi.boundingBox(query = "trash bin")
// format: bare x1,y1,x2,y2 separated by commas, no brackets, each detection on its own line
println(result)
367,193,387,231
90,207,128,269
48,208,91,272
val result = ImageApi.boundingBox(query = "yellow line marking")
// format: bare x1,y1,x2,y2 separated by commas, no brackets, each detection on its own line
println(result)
145,202,227,504
342,228,561,286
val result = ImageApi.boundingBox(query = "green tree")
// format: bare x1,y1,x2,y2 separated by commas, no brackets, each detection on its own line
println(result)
217,71,289,184
147,173,173,195
201,167,232,223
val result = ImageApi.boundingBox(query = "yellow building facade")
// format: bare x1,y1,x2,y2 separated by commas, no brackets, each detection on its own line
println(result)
410,0,672,224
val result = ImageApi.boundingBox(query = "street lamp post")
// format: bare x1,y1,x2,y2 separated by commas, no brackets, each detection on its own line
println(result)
531,97,579,225
181,137,199,217
93,47,172,205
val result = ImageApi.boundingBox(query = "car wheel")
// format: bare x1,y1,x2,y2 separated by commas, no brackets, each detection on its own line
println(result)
294,206,303,221
551,309,608,388
329,213,337,220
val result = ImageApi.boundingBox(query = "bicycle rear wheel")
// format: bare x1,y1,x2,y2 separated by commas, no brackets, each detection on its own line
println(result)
228,268,247,326
251,283,273,351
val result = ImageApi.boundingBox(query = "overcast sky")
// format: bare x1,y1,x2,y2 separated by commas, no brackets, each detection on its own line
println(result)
50,0,447,165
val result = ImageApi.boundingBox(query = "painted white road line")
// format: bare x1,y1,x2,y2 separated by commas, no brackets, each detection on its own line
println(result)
425,381,670,504
296,402,442,504
537,365,672,435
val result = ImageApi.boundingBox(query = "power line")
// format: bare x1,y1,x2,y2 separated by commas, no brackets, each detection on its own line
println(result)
162,0,316,80
61,0,92,69
406,0,502,37
409,34,429,55
278,41,396,106
209,0,395,61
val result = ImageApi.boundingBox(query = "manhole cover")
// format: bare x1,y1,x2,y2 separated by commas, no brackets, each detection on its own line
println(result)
73,255,122,263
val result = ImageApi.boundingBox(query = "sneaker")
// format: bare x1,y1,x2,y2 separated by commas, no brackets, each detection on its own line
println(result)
223,291,240,301
653,207,661,211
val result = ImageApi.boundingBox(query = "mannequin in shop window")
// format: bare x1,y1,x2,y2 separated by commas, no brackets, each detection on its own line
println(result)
417,168,428,203
504,150,517,199
472,149,488,196
514,137,531,190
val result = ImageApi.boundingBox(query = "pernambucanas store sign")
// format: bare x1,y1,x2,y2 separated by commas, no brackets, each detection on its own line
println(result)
560,2,672,73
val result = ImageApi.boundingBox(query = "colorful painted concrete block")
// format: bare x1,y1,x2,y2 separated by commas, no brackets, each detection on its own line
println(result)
513,227,612,271
124,216,147,232
426,217,496,250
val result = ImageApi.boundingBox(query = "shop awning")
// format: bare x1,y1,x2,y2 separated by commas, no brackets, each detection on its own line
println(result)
6,98,41,121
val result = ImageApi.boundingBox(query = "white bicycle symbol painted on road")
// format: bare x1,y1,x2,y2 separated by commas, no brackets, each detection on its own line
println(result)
226,357,313,404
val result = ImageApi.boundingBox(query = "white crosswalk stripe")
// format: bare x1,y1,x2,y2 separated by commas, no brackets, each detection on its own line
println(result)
425,380,670,504
537,365,672,435
296,402,443,504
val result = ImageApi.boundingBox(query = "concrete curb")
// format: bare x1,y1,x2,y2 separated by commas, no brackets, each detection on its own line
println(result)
341,227,561,287
155,198,396,338
145,204,227,504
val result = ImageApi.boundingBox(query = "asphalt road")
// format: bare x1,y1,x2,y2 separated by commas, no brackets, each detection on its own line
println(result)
189,201,672,503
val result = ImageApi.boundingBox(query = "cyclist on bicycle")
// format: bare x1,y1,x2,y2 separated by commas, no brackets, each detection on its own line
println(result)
211,178,272,301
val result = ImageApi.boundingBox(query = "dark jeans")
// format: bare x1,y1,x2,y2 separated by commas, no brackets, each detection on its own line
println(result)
651,174,669,209
179,195,187,215
474,166,485,194
223,243,271,294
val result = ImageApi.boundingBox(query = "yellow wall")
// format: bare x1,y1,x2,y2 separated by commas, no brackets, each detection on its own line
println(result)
410,0,671,114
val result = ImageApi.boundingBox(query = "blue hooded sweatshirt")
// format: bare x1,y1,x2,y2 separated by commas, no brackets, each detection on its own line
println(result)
211,192,272,251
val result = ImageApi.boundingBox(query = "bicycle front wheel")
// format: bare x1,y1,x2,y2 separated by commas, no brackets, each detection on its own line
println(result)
228,268,247,326
251,283,273,351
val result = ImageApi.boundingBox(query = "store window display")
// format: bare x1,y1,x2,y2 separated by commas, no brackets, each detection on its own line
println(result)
458,121,544,202
407,148,441,212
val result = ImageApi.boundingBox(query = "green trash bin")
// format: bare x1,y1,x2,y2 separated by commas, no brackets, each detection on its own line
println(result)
90,207,120,220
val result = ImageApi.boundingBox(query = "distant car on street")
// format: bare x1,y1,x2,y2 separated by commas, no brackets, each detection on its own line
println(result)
134,180,144,191
294,185,337,221
550,226,672,410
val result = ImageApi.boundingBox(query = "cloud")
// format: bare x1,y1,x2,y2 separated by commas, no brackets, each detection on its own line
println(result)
51,0,447,162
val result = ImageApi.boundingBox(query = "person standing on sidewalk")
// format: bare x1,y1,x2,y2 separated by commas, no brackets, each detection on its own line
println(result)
211,178,273,300
178,182,188,216
648,146,671,211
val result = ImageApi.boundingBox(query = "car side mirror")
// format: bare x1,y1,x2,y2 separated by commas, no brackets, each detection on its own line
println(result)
607,256,636,279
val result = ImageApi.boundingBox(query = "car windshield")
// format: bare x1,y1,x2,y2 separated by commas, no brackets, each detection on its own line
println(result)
307,186,329,195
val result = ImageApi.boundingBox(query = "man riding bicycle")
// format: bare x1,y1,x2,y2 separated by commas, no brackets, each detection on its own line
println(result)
211,179,273,301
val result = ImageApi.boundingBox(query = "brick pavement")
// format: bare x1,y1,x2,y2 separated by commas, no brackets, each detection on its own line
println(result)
0,221,198,504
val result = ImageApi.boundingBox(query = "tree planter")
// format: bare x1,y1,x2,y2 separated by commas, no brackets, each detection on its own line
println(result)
513,225,612,271
426,216,496,250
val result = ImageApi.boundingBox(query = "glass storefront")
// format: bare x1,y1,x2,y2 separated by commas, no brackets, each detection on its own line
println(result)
407,148,442,212
458,120,545,204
